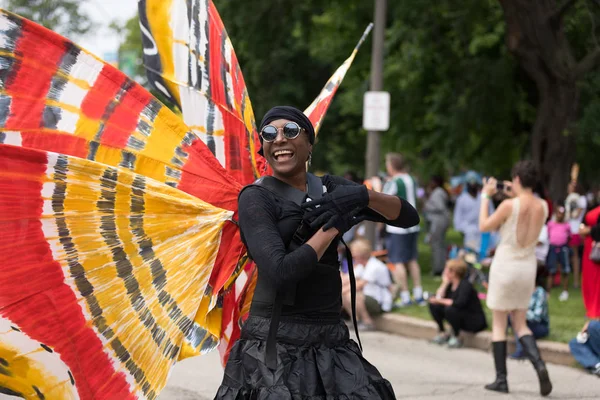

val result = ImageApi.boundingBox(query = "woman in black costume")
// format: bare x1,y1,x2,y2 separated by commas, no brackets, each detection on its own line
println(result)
215,106,420,399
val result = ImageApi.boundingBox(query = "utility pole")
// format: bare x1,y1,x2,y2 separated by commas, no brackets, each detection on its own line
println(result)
364,0,387,245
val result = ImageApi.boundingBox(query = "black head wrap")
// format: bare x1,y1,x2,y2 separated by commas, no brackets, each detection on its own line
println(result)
258,106,315,156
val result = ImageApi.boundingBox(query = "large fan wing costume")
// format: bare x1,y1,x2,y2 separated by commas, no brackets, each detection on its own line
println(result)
0,2,370,398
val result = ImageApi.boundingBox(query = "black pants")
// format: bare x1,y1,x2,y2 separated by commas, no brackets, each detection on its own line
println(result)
428,303,486,336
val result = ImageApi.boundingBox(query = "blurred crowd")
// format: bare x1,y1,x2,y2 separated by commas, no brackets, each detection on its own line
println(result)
337,153,600,378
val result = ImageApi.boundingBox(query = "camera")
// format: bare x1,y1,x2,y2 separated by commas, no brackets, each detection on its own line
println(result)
496,182,505,190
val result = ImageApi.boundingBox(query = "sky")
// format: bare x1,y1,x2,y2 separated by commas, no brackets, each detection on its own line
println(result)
0,0,139,60
77,0,139,60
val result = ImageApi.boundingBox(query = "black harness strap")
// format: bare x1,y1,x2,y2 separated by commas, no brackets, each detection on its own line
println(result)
341,237,362,352
306,172,324,201
252,175,308,206
265,292,283,370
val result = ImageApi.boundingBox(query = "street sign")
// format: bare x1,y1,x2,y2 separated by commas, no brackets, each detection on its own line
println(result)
363,91,390,131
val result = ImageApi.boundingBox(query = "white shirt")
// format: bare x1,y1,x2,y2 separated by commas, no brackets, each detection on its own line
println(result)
566,193,587,234
535,224,549,262
383,173,420,235
354,257,393,312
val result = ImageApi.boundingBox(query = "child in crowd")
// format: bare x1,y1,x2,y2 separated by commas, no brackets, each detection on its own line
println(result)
428,259,487,348
509,266,550,359
546,206,572,301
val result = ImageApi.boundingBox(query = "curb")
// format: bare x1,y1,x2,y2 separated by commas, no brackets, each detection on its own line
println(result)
373,313,575,367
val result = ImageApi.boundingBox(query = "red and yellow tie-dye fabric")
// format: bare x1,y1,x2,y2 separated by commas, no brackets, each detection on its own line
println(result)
0,144,232,399
139,0,265,185
0,7,249,363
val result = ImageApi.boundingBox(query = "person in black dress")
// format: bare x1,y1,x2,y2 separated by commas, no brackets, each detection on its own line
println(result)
215,106,420,399
428,259,487,348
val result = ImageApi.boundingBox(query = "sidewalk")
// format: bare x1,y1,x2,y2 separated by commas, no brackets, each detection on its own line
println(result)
374,313,575,366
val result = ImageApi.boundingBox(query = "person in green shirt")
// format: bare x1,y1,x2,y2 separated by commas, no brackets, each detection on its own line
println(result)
383,153,424,306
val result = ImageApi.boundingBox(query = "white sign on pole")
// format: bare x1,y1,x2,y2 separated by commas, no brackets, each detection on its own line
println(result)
363,91,390,131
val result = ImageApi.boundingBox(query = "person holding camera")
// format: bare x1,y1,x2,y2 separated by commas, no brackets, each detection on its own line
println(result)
479,161,552,396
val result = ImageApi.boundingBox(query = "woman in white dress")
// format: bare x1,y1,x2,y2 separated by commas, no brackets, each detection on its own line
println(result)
479,161,552,396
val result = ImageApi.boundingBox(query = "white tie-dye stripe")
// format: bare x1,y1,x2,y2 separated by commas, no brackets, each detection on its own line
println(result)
56,109,80,134
2,130,21,146
58,80,88,109
70,51,103,87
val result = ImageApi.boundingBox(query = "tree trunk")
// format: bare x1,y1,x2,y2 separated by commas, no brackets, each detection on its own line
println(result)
531,80,578,202
499,0,579,202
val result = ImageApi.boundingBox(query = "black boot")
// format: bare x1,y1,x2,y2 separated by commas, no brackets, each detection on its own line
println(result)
485,341,509,393
519,334,552,396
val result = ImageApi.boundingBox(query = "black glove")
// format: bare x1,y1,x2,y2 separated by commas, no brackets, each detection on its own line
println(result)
308,207,367,234
301,185,369,221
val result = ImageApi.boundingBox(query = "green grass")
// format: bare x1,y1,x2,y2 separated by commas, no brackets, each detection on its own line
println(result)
392,228,586,343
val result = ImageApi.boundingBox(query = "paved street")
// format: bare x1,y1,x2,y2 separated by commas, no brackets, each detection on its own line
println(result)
159,331,600,399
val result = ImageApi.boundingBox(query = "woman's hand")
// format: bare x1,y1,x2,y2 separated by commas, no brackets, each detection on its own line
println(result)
482,177,498,197
308,207,366,235
302,185,369,220
430,297,452,306
581,319,590,333
579,223,591,236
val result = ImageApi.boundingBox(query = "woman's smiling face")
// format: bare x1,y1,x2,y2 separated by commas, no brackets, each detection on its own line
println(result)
262,119,312,177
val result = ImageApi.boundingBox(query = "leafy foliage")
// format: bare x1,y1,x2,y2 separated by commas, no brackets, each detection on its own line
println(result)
217,0,536,180
109,16,145,81
4,0,93,36
111,0,600,186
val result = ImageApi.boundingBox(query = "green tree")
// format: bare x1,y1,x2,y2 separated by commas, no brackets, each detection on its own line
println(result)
382,1,528,178
218,0,375,176
300,0,532,180
3,0,93,37
113,0,600,193
498,0,600,200
110,16,145,82
221,0,600,196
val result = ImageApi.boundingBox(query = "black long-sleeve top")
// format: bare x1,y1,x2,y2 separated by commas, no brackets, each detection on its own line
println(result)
444,279,486,317
239,174,419,320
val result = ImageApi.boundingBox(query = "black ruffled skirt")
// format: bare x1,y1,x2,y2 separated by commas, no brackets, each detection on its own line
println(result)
215,316,396,399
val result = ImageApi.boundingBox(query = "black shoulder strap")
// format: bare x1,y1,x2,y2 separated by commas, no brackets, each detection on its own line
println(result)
306,172,324,201
252,176,305,205
250,172,323,205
